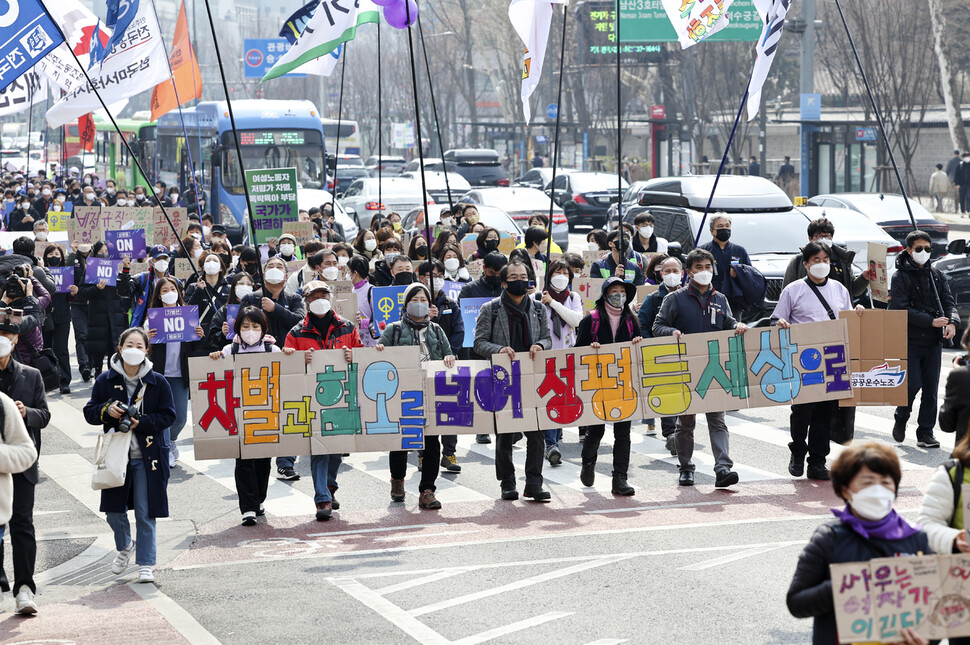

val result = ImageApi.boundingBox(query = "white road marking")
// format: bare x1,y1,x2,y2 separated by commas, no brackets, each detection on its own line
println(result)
40,453,104,516
307,523,449,538
375,569,472,595
49,399,99,449
582,640,629,645
330,577,451,645
374,530,484,542
128,582,222,645
678,544,792,571
450,611,573,645
585,501,725,515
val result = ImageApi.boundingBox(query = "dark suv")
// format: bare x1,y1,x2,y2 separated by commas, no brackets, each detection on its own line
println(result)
437,149,509,187
934,239,970,335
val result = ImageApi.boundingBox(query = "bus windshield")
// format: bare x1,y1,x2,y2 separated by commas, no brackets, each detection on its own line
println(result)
223,129,325,192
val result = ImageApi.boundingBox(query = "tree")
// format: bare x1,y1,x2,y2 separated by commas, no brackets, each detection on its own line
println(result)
928,0,969,153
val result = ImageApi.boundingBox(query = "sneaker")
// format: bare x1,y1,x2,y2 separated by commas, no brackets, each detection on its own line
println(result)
476,434,492,444
665,435,677,456
714,470,740,488
241,511,257,526
81,368,92,382
917,435,941,449
171,443,180,461
440,454,462,472
277,466,300,481
256,506,266,517
315,502,333,521
892,419,906,443
168,451,175,468
544,444,562,466
328,486,340,510
807,465,831,481
111,540,135,574
15,589,37,615
138,566,155,583
59,385,71,395
644,422,656,436
419,489,442,509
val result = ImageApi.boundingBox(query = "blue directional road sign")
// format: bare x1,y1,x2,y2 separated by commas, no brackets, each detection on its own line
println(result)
243,38,305,79
546,103,559,120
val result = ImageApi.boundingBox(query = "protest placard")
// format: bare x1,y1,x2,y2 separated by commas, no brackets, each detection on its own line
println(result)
466,259,484,279
173,258,196,281
840,309,908,407
868,242,890,303
49,267,74,293
573,277,606,314
282,221,314,246
146,306,200,344
442,280,464,303
460,234,478,259
84,258,121,286
245,168,299,244
329,280,356,323
460,297,491,348
225,304,240,340
47,211,70,232
152,206,187,247
583,249,609,275
105,229,147,259
372,285,407,327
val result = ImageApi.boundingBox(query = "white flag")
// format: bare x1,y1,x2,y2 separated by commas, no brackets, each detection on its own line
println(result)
747,0,791,121
45,0,169,128
0,69,47,118
293,45,342,77
35,0,107,93
508,0,568,124
660,0,736,49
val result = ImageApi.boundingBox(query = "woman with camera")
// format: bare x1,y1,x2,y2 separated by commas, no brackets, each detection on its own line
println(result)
83,328,176,584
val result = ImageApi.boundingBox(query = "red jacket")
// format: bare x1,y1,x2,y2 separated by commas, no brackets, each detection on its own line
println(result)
285,313,363,351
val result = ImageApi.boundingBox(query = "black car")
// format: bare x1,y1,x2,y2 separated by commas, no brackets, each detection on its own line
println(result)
329,167,369,197
934,239,970,335
437,149,509,187
551,172,628,230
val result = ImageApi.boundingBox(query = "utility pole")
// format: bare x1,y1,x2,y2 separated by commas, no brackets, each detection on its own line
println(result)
799,0,816,198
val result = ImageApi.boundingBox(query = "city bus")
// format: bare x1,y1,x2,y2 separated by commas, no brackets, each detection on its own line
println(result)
321,118,360,156
156,100,326,242
93,116,155,190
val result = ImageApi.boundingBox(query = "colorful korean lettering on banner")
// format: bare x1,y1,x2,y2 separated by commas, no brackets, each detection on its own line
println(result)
189,319,870,460
69,206,156,246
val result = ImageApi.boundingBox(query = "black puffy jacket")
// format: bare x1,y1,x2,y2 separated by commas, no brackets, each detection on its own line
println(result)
787,519,932,645
888,252,959,346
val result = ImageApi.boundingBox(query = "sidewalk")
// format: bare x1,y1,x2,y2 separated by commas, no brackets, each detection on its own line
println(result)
931,209,970,233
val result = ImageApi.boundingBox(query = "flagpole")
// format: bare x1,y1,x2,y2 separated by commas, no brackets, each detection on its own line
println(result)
615,0,625,258
332,42,348,211
404,3,432,275
200,0,258,244
377,22,383,221
545,5,568,275
25,85,33,177
417,18,452,209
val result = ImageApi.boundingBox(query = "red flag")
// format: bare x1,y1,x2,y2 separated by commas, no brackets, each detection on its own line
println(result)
150,0,202,122
78,114,95,152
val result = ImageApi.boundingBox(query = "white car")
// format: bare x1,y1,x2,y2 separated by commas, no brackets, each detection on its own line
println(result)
458,186,568,251
339,177,433,229
400,170,470,206
297,188,359,241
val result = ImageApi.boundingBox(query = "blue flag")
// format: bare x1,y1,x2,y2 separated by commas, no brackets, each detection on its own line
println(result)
87,19,107,70
103,0,140,59
0,0,65,92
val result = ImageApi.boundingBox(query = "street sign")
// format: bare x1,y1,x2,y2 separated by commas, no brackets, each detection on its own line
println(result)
546,104,558,120
855,127,878,142
243,39,305,79
800,93,821,121
616,0,762,43
651,105,665,120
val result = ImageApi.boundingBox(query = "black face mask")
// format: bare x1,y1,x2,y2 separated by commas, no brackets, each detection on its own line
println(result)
505,280,529,297
714,228,732,242
45,256,61,267
614,242,629,254
484,239,499,252
219,253,231,267
244,264,260,277
414,246,428,259
393,271,415,286
483,274,501,288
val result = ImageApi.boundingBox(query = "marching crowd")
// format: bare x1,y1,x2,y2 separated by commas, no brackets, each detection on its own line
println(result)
0,167,965,638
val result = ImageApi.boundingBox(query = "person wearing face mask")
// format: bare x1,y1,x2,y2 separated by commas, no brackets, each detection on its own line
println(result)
80,187,98,207
313,248,342,285
204,272,257,354
470,228,502,262
83,328,177,585
343,256,377,348
208,307,296,525
407,235,431,263
275,233,299,263
184,251,229,334
9,194,38,232
638,256,682,451
28,185,52,223
31,220,49,245
81,243,129,377
103,180,117,206
631,212,668,254
782,218,870,297
387,255,415,288
285,281,363,519
208,224,228,250
698,213,754,317
773,242,865,480
438,244,470,283
42,246,73,394
574,278,642,496
283,241,326,298
118,245,177,329
0,315,49,615
653,248,747,488
591,230,645,285
234,247,263,286
66,242,93,381
370,238,404,287
131,187,150,207
521,226,550,264
376,282,456,508
889,230,960,449
458,252,508,380
474,260,552,501
455,204,480,238
352,229,383,272
787,443,932,645
163,188,181,208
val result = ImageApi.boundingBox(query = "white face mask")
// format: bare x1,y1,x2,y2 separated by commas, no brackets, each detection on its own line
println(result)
816,237,833,247
170,192,179,201
264,267,286,284
384,252,399,266
0,336,12,358
549,274,570,291
638,225,654,239
432,277,445,293
202,226,211,237
440,216,452,227
83,192,95,202
231,255,240,269
160,290,179,305
52,204,62,212
808,262,830,279
135,194,146,201
35,232,47,241
154,259,170,274
42,188,51,197
204,260,221,275
235,284,253,299
587,241,599,251
280,243,295,256
309,297,331,316
321,266,339,281
116,199,127,207
337,255,349,267
912,249,932,266
192,247,203,259
240,329,262,345
364,239,378,252
190,232,202,241
78,244,92,254
107,187,116,196
692,270,713,286
847,484,896,521
444,258,460,273
662,272,682,289
121,347,146,366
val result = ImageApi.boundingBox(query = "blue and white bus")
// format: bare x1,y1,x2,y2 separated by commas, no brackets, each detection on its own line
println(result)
156,100,326,242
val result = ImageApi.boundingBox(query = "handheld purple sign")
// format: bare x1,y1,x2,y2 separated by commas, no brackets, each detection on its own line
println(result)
84,258,120,286
105,229,147,259
146,305,201,344
49,267,74,294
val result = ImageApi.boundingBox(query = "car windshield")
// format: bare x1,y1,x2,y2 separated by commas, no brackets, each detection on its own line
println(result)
572,174,629,192
479,189,557,211
695,211,810,255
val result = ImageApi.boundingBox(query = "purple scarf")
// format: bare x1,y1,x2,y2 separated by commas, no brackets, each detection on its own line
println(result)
831,506,921,541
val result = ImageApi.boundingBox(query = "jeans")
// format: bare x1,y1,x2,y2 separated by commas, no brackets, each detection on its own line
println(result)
581,422,632,474
106,458,156,566
495,431,544,488
165,376,189,443
676,412,733,474
310,454,341,504
790,400,834,469
70,304,90,370
276,456,297,470
235,458,271,514
43,321,72,386
389,435,441,492
542,428,562,448
0,473,35,595
895,343,943,436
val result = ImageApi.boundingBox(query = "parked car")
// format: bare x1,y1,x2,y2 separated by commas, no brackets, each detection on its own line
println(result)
400,170,471,207
339,177,433,229
806,193,949,258
402,204,523,240
296,188,359,241
458,187,568,251
550,172,628,231
934,239,970,335
438,148,509,187
605,180,653,225
327,166,370,197
364,155,407,176
402,158,442,174
327,154,364,170
516,167,576,191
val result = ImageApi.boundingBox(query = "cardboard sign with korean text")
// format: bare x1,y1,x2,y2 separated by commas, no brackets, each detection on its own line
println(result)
868,242,890,303
245,168,299,245
839,309,908,407
329,280,356,324
282,221,314,246
573,277,606,314
173,258,196,281
146,306,200,344
153,207,188,247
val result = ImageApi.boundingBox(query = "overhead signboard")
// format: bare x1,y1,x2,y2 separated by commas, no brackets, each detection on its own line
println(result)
243,38,305,79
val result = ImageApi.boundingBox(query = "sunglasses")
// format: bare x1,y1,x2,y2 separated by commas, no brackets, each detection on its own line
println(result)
912,246,932,253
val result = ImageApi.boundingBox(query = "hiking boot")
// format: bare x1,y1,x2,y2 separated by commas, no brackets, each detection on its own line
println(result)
523,485,551,502
580,461,596,487
807,465,831,481
789,451,805,478
715,470,740,488
328,485,340,510
476,434,492,444
418,489,441,509
665,435,677,456
315,502,333,521
390,478,406,502
501,485,519,501
545,444,562,466
611,472,635,496
440,455,461,472
892,419,906,443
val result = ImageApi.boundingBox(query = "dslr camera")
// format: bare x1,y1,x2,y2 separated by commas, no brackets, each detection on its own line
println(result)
116,402,141,433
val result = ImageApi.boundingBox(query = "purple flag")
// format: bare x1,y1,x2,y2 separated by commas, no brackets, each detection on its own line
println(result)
225,304,240,340
49,267,74,294
84,258,121,286
146,305,201,344
105,229,147,259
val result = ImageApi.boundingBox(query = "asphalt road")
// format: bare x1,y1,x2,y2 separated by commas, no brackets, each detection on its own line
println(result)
0,225,964,644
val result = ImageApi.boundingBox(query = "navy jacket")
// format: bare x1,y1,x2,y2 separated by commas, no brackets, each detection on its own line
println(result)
699,240,751,295
652,283,738,336
889,252,960,346
84,366,176,518
638,283,672,338
590,253,645,286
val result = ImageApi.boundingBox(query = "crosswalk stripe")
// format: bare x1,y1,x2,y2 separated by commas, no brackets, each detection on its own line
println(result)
341,451,491,504
41,453,105,516
49,399,99,449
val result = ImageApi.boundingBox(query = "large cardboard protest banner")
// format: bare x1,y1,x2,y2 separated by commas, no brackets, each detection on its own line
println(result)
831,554,970,643
245,168,299,244
190,319,866,460
840,309,908,407
69,206,158,246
